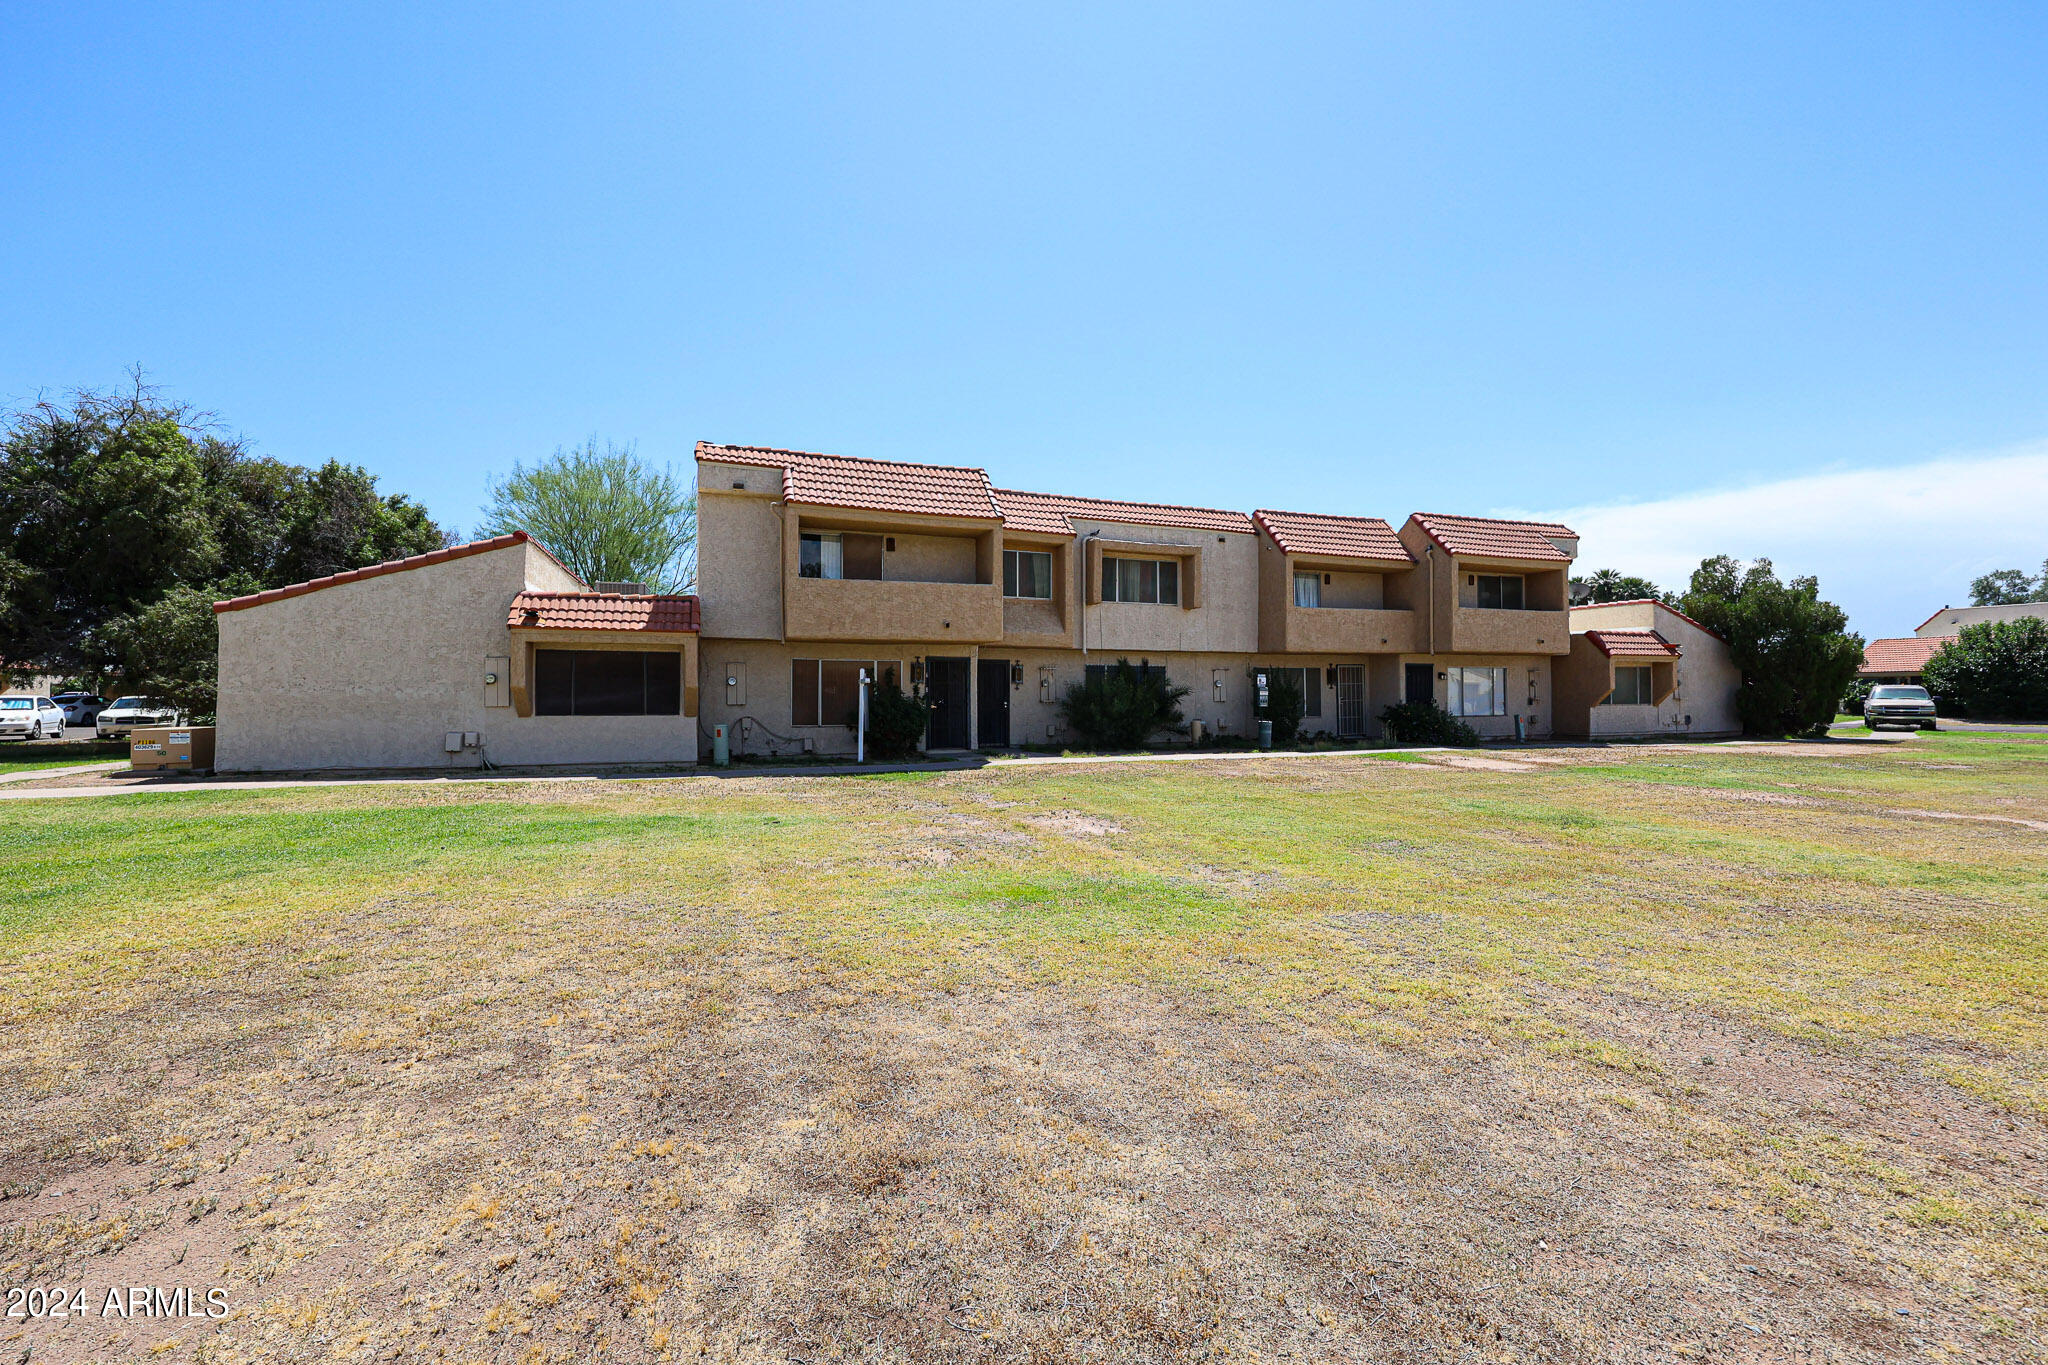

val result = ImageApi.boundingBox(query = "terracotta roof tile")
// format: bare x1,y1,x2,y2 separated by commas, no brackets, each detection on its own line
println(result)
1411,513,1576,562
1586,629,1681,659
992,487,1253,535
1860,636,1952,676
697,442,1001,520
212,533,579,613
508,592,700,632
1253,509,1414,564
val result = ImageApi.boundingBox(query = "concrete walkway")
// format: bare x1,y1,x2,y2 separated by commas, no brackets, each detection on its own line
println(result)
0,743,1474,802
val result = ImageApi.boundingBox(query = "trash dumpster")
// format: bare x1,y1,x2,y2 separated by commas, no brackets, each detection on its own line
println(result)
130,725,216,774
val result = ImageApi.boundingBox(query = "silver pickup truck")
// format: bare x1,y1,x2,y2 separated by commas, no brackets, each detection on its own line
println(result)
1865,684,1939,731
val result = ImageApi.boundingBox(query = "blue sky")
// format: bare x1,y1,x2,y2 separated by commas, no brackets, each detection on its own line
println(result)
4,3,2044,633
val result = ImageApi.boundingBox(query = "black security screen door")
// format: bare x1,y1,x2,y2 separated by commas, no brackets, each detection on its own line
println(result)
977,659,1011,748
1405,662,1434,705
924,657,972,749
535,650,681,715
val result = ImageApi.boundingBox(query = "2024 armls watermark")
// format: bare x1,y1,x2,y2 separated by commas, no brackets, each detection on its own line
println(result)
7,1285,228,1320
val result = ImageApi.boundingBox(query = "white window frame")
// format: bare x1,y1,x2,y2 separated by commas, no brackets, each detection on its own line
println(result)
1003,548,1053,600
1292,572,1321,608
1446,666,1508,717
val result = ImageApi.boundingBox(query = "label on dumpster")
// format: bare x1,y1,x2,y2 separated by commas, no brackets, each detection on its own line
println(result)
133,742,163,753
169,731,191,743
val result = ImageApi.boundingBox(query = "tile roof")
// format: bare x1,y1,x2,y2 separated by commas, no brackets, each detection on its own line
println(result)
1252,509,1414,564
1586,629,1681,659
1411,513,1576,562
992,487,1254,535
1860,635,1952,676
508,592,700,632
212,532,579,613
697,442,1002,520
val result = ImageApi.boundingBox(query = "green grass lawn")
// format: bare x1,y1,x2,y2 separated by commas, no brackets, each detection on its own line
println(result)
0,755,121,777
2,732,2044,1362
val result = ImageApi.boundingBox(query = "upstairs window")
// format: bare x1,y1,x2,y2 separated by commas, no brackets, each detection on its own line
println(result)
535,650,681,716
1004,549,1053,599
1292,572,1321,608
1103,556,1180,605
799,532,884,580
1603,665,1653,706
1475,574,1525,610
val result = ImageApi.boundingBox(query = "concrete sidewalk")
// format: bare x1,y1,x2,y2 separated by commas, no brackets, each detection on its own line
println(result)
0,742,1468,801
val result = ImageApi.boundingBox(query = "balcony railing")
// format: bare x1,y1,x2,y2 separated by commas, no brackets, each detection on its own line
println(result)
1450,606,1569,655
785,576,1003,643
1279,605,1418,655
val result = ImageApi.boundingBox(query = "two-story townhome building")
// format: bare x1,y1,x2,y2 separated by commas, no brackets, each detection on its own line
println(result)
693,442,1272,756
693,443,1583,755
208,440,1622,770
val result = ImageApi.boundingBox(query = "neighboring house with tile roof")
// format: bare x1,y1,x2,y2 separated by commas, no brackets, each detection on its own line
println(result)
1859,635,1953,682
214,532,701,772
1554,600,1740,738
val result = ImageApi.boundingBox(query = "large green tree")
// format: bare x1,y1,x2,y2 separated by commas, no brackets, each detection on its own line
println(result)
1921,618,2048,720
478,440,696,593
1969,568,2041,606
0,379,447,714
1678,556,1864,737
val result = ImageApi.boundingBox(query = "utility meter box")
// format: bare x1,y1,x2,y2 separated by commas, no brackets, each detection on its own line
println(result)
130,725,216,773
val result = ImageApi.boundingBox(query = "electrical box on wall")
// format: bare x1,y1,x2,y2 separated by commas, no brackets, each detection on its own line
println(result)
724,662,746,706
484,655,510,708
1213,669,1227,702
1039,666,1055,703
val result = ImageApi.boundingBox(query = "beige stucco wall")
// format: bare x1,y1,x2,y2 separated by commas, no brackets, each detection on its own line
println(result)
695,484,785,641
1559,602,1742,738
885,532,979,584
215,542,697,772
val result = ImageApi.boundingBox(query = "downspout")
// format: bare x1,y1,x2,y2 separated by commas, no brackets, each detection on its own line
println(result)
1079,530,1100,656
1425,543,1437,657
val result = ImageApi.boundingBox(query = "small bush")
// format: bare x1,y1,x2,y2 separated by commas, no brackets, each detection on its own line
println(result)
1840,679,1872,716
1251,668,1306,746
863,683,932,760
1378,700,1480,747
1058,660,1191,750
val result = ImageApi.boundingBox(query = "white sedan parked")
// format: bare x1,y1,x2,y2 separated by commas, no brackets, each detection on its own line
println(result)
0,695,68,740
96,697,180,738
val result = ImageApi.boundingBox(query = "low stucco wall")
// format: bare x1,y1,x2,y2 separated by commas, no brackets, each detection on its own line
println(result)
216,542,698,772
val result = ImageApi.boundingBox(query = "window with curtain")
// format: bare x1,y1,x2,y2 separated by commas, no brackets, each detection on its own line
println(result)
798,532,842,579
1292,572,1321,608
533,651,682,716
1446,666,1508,716
1602,665,1653,706
791,659,899,727
1102,556,1180,604
1004,549,1053,599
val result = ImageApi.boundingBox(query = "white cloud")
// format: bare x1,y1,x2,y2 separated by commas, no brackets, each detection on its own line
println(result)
1511,443,2048,638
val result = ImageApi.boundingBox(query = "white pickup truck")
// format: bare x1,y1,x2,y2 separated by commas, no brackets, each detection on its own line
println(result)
1865,684,1939,731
